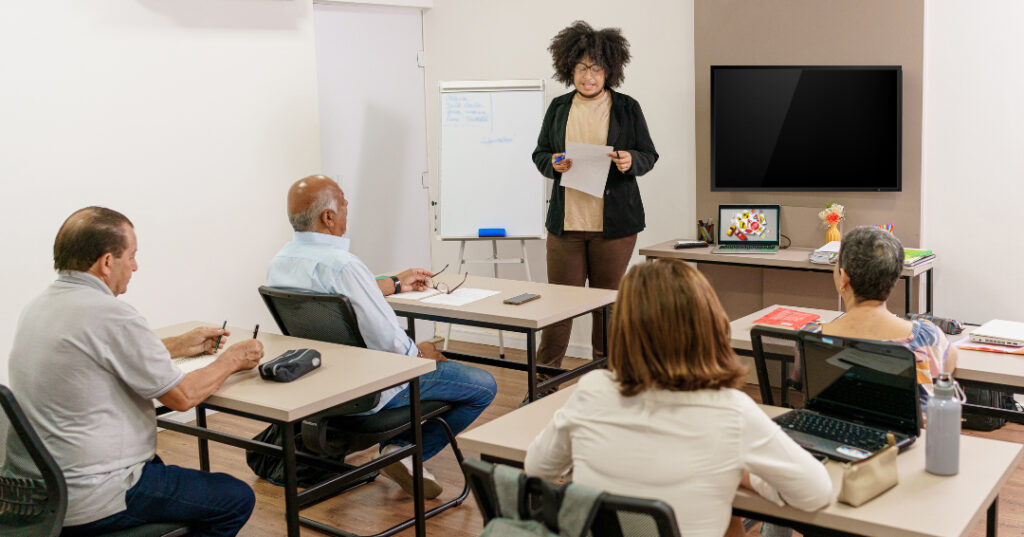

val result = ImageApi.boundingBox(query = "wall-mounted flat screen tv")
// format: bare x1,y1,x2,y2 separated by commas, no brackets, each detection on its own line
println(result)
711,66,902,191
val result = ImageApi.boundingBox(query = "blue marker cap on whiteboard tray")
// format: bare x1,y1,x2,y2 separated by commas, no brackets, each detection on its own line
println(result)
479,228,506,237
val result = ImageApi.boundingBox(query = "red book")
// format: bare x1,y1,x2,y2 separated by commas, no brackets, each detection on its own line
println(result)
752,307,821,330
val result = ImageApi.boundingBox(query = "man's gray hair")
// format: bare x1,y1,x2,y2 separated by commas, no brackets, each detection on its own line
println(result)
837,226,904,302
288,189,339,232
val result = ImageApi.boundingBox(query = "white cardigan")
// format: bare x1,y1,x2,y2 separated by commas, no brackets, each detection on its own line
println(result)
524,370,833,537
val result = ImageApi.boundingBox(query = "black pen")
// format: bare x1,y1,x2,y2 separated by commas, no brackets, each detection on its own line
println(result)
252,324,260,339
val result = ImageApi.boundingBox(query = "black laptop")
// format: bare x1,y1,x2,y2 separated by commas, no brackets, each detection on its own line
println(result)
773,332,922,462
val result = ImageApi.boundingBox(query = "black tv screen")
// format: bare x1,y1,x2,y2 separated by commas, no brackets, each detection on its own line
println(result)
711,66,902,191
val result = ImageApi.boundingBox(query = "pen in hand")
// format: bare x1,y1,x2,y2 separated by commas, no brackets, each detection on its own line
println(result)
214,320,227,352
252,324,260,339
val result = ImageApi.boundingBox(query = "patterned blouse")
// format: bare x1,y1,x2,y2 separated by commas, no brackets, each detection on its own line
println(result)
807,319,951,400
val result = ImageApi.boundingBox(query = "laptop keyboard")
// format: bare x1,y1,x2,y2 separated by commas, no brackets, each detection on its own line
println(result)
775,411,890,452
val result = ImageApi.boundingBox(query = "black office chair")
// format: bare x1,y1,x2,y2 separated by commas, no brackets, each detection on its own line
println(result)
749,326,805,408
256,286,470,537
0,385,188,537
461,458,681,537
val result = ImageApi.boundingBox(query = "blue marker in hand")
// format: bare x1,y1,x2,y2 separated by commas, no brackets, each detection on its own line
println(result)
555,155,565,163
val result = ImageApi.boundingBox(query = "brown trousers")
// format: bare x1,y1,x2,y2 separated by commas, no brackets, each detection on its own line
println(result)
537,231,637,368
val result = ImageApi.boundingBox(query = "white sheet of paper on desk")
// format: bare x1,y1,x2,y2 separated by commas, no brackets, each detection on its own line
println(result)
173,354,217,374
560,142,613,198
393,289,441,301
421,288,500,307
815,241,842,253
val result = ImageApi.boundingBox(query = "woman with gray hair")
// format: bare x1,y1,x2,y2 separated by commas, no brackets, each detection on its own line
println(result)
816,226,957,400
760,226,958,537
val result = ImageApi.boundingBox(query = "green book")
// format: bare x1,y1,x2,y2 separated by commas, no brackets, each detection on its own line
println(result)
904,248,933,259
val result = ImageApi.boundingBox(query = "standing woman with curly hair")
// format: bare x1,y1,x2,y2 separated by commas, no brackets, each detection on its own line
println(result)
532,21,658,386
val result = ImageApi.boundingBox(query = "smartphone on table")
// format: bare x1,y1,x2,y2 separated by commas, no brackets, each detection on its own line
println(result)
504,293,540,305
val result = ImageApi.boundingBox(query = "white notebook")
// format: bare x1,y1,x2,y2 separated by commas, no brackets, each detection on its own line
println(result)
970,320,1024,347
173,354,218,373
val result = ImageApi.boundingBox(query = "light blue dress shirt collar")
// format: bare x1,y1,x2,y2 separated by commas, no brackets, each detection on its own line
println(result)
291,231,351,251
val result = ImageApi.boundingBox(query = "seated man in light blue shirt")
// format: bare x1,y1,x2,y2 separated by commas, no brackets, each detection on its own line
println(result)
266,175,497,499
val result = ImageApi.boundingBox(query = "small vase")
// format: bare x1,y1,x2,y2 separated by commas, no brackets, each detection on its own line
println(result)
825,223,841,243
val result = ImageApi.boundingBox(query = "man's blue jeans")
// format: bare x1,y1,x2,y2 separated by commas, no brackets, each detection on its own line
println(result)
380,360,497,460
61,456,255,537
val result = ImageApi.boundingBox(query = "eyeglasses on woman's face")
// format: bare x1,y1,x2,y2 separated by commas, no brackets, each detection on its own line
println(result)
433,272,468,295
573,62,605,76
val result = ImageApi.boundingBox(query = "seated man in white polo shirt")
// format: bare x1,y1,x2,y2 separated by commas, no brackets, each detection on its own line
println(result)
6,206,264,536
266,175,497,499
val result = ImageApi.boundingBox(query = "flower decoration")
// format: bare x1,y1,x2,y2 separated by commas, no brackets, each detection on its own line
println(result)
818,202,845,228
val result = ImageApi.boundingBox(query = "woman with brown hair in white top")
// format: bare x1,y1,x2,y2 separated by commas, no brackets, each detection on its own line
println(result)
524,259,833,537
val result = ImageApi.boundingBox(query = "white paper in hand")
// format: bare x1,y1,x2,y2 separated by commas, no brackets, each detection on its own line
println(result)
560,141,613,198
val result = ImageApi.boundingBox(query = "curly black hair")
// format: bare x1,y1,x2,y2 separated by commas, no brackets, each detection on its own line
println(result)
548,21,631,89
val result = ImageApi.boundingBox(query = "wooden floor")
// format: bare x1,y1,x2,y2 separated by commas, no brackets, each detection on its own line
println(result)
157,341,1024,537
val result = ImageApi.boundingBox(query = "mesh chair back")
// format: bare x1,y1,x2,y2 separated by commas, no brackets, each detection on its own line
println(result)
589,496,680,537
0,384,66,537
258,286,367,348
462,459,680,537
749,326,805,407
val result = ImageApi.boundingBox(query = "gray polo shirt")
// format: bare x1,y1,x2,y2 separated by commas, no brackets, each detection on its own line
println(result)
6,271,184,526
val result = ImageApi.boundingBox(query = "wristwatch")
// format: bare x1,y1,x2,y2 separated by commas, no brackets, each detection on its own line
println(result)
390,275,401,295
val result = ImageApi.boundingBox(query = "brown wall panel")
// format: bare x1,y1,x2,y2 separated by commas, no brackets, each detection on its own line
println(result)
694,0,924,316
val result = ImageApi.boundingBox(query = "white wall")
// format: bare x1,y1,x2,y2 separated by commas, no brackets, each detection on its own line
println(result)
0,1,322,384
922,1,1024,323
422,1,696,356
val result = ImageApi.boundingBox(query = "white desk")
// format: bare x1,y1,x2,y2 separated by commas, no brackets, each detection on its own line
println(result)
458,385,1022,537
386,273,616,402
640,240,936,316
732,306,1024,424
155,322,436,537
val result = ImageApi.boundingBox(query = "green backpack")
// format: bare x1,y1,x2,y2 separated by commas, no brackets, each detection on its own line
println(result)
480,465,605,537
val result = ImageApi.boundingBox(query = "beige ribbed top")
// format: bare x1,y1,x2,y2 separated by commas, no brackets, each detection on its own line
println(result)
563,90,611,232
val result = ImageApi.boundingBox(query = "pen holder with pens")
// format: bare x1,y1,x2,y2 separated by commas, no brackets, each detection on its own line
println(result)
697,221,714,244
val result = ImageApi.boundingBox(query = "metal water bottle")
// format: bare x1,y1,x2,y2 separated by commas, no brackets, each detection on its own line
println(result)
926,373,961,476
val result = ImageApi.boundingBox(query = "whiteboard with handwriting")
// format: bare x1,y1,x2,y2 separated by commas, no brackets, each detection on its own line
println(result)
438,80,546,239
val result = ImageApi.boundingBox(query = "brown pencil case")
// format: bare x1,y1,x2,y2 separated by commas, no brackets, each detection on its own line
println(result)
838,433,899,507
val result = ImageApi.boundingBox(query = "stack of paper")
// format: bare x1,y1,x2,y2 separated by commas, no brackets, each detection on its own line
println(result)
956,340,1024,355
904,248,935,267
808,241,841,265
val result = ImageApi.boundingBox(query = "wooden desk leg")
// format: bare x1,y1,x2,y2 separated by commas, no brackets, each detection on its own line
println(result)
410,379,426,537
988,495,998,537
282,422,300,537
196,405,210,472
526,330,538,402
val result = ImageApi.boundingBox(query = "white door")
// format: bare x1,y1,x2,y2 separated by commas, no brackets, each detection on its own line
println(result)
313,3,429,273
313,3,432,339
